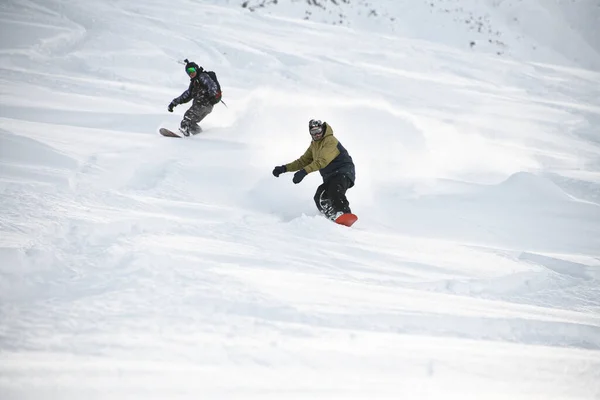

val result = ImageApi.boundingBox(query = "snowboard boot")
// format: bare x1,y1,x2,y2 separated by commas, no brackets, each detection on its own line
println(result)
179,120,191,137
188,124,202,135
178,128,190,137
179,122,201,137
318,192,334,219
332,211,345,220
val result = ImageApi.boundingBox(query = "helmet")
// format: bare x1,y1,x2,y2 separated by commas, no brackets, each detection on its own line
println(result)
184,59,202,76
308,119,325,140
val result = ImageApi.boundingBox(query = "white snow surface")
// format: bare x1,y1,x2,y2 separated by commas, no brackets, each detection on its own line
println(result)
235,0,600,71
1,1,600,399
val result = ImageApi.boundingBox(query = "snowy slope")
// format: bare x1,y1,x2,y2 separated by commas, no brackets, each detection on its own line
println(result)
1,0,600,399
236,0,600,70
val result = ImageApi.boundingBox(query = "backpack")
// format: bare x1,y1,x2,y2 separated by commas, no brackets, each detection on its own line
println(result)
205,70,222,105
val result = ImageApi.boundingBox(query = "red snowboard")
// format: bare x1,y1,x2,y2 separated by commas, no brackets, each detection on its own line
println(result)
334,213,358,227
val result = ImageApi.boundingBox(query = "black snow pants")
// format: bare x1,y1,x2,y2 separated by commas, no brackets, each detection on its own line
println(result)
180,98,213,133
313,173,354,219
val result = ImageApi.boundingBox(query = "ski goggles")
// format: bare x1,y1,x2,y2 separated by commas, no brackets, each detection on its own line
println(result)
309,120,324,136
186,67,197,75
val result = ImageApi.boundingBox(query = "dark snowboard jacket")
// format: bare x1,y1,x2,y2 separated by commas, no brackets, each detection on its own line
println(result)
285,123,355,185
172,72,218,106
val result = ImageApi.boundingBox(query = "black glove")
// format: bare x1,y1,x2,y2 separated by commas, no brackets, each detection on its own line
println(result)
272,165,286,177
293,169,307,184
167,101,176,112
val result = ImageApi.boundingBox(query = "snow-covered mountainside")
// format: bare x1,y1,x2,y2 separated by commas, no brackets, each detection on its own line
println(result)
234,0,600,70
1,0,600,399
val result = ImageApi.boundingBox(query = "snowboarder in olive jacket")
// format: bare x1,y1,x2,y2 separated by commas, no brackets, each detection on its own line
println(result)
272,119,355,220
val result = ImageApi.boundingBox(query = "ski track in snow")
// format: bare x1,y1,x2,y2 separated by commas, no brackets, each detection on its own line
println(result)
1,1,600,399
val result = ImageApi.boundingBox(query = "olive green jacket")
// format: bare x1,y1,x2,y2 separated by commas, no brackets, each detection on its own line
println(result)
285,123,355,184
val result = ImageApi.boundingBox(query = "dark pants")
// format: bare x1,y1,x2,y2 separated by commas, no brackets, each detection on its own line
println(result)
313,174,353,219
181,98,213,133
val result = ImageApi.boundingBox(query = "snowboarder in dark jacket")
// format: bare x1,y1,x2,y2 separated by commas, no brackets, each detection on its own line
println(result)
167,59,220,136
272,119,356,221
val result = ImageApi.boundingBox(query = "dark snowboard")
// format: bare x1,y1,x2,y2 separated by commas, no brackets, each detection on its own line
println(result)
159,128,181,138
159,127,202,138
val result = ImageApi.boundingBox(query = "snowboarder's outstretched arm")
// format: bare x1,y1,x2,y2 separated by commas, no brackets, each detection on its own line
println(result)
272,147,312,179
172,88,193,106
168,88,191,111
285,147,313,172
